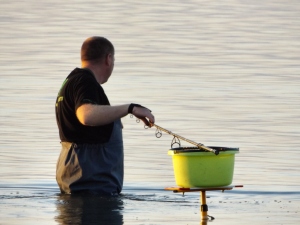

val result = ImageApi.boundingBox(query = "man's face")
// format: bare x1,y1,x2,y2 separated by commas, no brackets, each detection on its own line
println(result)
110,53,115,74
103,53,114,84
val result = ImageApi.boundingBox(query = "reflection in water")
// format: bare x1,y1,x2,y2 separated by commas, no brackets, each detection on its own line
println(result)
55,194,124,225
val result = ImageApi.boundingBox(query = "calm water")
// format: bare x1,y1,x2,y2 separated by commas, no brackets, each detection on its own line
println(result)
0,0,300,224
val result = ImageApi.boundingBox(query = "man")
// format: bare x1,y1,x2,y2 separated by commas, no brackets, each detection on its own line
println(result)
55,36,155,195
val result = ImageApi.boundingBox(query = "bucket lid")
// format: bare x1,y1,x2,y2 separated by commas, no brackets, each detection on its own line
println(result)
170,146,239,153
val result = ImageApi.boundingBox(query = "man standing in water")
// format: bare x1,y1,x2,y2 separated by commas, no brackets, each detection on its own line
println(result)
55,36,155,195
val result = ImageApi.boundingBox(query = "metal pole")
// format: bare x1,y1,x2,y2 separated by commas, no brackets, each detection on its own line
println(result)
200,190,208,221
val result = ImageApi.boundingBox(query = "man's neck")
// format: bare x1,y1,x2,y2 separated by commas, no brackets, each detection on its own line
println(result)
81,63,105,84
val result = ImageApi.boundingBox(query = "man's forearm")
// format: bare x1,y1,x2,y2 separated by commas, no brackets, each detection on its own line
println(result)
76,104,130,126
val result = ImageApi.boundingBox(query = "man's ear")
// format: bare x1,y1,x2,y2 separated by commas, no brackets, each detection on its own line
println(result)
105,54,112,66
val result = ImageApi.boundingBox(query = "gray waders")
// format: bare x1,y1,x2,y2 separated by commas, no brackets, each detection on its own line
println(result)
56,119,124,195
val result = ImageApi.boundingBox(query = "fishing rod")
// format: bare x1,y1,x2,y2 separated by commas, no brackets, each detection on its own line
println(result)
149,123,219,155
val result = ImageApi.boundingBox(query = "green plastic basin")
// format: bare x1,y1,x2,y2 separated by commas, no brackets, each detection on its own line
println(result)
168,147,239,188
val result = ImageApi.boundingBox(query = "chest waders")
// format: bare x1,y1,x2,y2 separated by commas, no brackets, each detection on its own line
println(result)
56,119,124,195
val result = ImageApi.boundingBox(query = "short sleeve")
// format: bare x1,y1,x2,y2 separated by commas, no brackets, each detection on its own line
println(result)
73,74,102,110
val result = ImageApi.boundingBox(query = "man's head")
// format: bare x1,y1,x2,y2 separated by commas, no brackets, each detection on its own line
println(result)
81,36,115,84
81,36,114,63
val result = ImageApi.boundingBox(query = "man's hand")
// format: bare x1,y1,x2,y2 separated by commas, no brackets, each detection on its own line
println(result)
131,105,155,127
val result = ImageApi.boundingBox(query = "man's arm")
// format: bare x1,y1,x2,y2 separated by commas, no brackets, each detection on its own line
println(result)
76,104,155,126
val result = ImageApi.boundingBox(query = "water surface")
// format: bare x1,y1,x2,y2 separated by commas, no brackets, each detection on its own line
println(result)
0,0,300,224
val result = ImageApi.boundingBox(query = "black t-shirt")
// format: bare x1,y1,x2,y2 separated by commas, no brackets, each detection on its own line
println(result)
55,68,114,144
